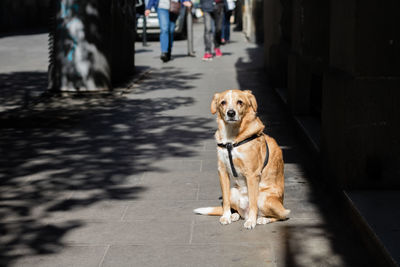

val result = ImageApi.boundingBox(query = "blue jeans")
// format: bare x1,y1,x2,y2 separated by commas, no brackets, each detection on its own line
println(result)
157,8,177,53
222,10,232,41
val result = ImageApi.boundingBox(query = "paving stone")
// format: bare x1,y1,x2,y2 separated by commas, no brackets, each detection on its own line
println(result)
122,200,217,223
141,171,201,185
146,159,202,172
63,221,191,245
10,245,107,267
267,220,347,267
120,173,145,185
195,171,220,185
201,159,219,173
204,139,218,151
191,220,280,245
137,182,198,201
197,181,223,201
283,200,323,221
283,183,314,201
49,201,128,222
102,244,276,267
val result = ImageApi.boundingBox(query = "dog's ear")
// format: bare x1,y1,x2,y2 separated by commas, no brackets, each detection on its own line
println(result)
211,93,220,114
244,90,257,112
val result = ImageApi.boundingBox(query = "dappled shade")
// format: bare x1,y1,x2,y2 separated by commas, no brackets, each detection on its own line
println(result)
0,68,211,265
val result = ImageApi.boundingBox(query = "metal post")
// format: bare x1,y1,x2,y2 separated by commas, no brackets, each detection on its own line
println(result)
142,14,148,46
186,6,195,56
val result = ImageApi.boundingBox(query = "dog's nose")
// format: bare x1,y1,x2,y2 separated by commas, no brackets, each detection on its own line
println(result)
227,109,236,118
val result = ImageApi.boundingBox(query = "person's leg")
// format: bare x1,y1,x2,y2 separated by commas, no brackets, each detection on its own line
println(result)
168,13,178,58
212,3,224,57
203,11,213,53
225,10,232,41
157,8,170,54
234,0,243,31
213,4,224,49
221,11,227,41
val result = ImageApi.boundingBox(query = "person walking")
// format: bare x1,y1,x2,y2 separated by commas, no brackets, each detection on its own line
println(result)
233,0,242,31
145,0,192,62
200,0,225,61
221,0,235,44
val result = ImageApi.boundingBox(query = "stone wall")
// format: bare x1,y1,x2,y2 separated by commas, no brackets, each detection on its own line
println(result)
263,0,400,189
243,0,263,43
263,0,291,88
322,0,400,189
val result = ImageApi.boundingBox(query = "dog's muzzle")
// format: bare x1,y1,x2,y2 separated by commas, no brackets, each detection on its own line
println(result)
226,109,238,122
227,109,236,118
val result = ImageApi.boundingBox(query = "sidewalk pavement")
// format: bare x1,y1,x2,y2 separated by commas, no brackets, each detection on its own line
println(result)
0,23,374,266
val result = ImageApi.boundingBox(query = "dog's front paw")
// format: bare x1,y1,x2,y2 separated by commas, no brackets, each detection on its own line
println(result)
257,217,271,225
219,215,232,225
244,219,256,229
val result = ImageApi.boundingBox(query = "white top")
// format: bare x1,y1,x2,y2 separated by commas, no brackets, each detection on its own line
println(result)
158,0,170,9
227,0,235,10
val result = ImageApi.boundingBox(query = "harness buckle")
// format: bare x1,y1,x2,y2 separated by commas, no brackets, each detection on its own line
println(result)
226,143,233,151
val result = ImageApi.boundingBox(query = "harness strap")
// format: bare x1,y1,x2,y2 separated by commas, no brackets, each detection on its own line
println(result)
263,139,269,170
217,134,269,177
225,143,237,177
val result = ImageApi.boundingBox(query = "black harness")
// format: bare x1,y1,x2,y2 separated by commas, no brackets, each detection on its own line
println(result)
217,134,269,177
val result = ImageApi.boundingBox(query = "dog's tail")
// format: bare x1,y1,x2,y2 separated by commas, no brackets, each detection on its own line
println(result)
193,206,223,216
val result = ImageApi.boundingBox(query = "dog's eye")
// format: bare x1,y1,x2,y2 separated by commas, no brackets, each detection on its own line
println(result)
221,100,226,105
237,100,243,105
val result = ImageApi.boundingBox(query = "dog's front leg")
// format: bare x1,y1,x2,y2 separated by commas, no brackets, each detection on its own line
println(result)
244,173,259,229
218,160,231,225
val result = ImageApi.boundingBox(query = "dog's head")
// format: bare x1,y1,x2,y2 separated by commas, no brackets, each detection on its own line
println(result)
211,89,258,124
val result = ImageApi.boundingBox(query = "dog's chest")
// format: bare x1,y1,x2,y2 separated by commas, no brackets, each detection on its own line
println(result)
217,147,247,188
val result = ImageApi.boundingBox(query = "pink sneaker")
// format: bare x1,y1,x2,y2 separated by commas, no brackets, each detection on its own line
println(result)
214,48,222,57
202,52,213,61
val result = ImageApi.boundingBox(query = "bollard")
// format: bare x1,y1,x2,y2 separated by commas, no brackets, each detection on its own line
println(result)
186,6,195,56
142,14,148,46
136,0,148,47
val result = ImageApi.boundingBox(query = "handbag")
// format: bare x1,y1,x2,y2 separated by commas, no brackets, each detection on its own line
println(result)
169,0,181,14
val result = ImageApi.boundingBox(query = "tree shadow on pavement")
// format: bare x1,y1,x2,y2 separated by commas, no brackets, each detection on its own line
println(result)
0,70,210,265
0,72,47,113
132,66,203,93
235,45,374,266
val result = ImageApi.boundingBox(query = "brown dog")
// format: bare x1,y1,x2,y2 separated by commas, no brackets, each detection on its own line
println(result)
194,89,290,229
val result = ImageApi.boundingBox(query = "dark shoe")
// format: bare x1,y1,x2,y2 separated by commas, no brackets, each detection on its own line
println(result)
160,53,169,62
